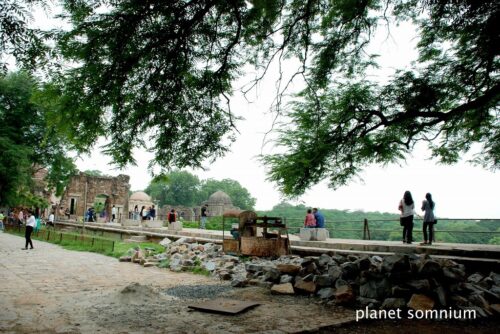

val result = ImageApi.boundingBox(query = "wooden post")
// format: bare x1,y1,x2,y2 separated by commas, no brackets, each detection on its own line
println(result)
363,219,371,240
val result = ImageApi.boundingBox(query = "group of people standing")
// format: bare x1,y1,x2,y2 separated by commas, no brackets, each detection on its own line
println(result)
303,208,325,228
132,205,156,221
301,193,436,245
398,191,436,245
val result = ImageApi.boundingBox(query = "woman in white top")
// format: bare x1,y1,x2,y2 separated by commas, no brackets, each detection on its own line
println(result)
23,210,36,250
398,191,415,244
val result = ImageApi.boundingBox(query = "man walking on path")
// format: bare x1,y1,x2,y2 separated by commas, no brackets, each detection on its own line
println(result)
22,210,36,250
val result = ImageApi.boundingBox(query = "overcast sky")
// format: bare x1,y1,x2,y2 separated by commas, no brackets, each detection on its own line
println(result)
30,5,499,218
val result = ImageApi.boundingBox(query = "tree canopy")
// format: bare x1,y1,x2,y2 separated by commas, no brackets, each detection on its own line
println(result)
145,170,201,207
144,170,255,209
0,72,77,206
199,178,256,210
2,0,498,196
0,0,50,73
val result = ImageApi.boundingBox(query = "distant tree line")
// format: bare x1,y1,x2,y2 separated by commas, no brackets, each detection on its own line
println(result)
259,202,500,245
143,170,256,210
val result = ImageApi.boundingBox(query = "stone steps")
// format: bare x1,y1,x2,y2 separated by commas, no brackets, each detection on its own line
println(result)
124,235,148,243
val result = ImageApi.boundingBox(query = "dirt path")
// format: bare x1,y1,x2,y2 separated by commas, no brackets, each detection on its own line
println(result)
0,232,355,333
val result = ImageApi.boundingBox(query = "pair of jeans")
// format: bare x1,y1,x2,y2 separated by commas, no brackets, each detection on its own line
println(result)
25,226,34,248
401,215,414,243
201,216,207,229
423,221,434,243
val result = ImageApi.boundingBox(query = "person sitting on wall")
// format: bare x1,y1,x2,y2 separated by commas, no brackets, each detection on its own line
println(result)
47,211,55,227
140,206,148,222
313,208,325,228
149,205,156,220
168,209,177,224
304,209,316,228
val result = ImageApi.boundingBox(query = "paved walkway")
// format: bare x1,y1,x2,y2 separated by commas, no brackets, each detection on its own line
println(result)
0,232,214,333
0,232,355,334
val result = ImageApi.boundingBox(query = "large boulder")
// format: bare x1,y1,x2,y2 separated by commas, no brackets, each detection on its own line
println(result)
245,263,264,272
317,287,335,299
335,285,355,304
294,279,317,294
360,279,391,300
341,262,359,280
318,254,332,267
328,265,343,281
382,255,410,273
468,273,485,284
443,267,466,282
418,260,442,278
314,275,334,287
407,294,435,311
406,279,431,292
280,275,294,284
271,283,295,295
357,257,372,271
159,237,172,247
276,264,301,275
303,261,319,275
468,293,491,314
381,298,407,310
263,267,282,282
490,272,500,286
433,286,447,306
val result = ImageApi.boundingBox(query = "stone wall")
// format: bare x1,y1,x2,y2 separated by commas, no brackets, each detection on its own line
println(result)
59,173,130,221
160,205,195,221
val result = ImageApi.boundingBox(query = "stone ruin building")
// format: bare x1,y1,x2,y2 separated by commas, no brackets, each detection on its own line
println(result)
59,172,130,222
160,190,240,222
128,191,154,212
202,190,240,216
159,205,196,221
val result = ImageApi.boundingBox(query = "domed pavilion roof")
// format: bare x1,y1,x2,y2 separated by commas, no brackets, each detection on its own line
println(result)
129,191,152,202
207,191,232,205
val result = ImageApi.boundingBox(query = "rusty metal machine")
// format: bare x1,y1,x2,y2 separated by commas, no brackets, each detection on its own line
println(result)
222,210,290,257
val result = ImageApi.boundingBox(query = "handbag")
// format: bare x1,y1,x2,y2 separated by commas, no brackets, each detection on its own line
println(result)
399,217,404,226
433,219,437,224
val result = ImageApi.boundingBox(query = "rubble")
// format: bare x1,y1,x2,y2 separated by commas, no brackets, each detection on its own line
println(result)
123,237,500,318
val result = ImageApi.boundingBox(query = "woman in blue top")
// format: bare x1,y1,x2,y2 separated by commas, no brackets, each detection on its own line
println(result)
421,193,436,245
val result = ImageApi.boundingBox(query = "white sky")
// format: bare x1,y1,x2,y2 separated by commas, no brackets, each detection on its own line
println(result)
29,5,500,218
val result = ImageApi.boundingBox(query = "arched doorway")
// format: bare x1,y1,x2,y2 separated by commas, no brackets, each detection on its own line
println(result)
93,194,111,222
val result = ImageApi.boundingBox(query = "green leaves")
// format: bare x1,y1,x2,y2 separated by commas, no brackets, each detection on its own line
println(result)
3,1,497,198
144,170,255,209
0,72,76,205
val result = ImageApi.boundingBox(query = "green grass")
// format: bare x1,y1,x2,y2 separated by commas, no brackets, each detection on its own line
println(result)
4,226,164,259
190,266,211,276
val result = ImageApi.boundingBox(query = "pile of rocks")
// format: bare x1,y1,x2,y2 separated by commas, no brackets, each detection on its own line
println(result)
119,237,500,317
241,253,500,317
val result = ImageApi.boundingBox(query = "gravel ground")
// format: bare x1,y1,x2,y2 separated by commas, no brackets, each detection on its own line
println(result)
163,284,233,299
